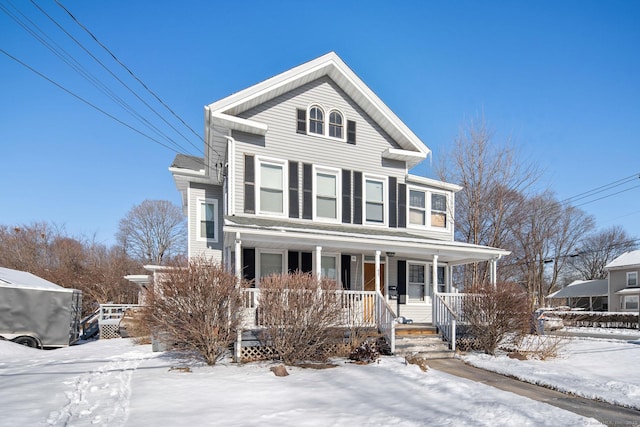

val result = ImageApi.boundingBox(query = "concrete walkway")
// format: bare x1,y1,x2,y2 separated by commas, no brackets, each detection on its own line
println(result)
427,358,640,427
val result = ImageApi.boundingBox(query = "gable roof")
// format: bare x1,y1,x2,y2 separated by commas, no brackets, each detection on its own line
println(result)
206,52,429,165
605,250,640,270
546,279,608,299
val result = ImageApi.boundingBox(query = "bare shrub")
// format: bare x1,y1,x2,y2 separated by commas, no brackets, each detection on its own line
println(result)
507,334,565,360
143,257,244,365
465,282,530,355
257,272,343,365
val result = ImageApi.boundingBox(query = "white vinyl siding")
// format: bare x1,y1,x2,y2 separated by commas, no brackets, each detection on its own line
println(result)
232,76,410,220
187,184,223,261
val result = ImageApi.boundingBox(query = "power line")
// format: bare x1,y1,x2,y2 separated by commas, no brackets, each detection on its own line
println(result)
17,0,199,155
53,0,221,160
562,172,640,206
0,48,201,159
574,183,640,208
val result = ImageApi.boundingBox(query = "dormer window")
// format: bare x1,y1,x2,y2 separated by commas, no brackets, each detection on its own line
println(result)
309,106,324,135
296,107,354,143
329,111,343,139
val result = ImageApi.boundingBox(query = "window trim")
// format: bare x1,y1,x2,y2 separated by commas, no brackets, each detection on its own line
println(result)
256,249,286,286
255,156,288,217
196,198,218,243
363,175,388,226
627,271,638,287
406,186,451,231
305,105,347,142
407,261,428,304
312,165,341,223
319,252,340,282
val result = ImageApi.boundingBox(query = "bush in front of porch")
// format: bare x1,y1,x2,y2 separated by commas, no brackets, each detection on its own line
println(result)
257,272,346,365
142,257,246,365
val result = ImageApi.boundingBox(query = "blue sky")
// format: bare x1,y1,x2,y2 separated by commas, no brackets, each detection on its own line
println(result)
1,0,639,246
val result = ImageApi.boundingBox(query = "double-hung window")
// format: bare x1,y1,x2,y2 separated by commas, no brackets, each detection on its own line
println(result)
259,251,284,280
197,199,218,242
627,272,638,287
408,263,426,302
409,189,426,226
624,295,639,310
314,166,340,221
321,254,338,281
328,111,343,139
257,158,287,215
365,177,385,225
431,193,447,228
309,106,324,135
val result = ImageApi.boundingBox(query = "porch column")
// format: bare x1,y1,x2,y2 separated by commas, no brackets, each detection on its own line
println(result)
448,265,453,293
432,255,439,298
315,246,322,281
490,258,497,288
234,232,242,287
375,250,381,293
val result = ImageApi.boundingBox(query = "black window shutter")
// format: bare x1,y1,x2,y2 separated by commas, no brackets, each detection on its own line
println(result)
297,109,306,134
397,260,406,304
244,155,255,213
302,163,313,220
389,177,397,228
341,254,351,290
243,248,256,286
289,161,299,218
347,120,356,145
353,171,363,224
288,251,299,273
342,169,351,223
301,252,313,273
398,183,407,228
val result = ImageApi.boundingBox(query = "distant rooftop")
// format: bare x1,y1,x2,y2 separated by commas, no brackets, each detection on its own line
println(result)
605,250,640,270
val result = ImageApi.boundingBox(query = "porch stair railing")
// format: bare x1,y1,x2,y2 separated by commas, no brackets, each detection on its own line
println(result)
433,293,474,352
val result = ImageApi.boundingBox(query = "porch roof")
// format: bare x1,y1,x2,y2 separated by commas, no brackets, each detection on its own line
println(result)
223,216,509,265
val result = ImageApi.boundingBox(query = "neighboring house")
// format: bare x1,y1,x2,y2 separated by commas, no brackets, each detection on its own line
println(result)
546,279,608,311
605,250,640,312
546,249,640,312
168,52,508,325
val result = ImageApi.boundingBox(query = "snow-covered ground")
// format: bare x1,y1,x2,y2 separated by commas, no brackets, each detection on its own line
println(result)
464,335,640,410
0,338,603,427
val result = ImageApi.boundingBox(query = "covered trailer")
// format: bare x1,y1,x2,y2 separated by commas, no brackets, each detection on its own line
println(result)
0,267,82,348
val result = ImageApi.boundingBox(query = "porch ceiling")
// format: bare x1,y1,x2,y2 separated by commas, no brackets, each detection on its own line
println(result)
223,216,509,264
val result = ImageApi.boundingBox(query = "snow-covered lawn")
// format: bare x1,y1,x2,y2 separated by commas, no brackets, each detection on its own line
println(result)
0,339,602,427
463,336,640,410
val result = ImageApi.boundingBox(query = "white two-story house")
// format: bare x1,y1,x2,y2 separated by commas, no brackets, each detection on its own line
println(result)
170,52,508,325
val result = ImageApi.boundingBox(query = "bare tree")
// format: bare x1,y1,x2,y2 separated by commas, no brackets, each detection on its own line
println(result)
0,222,140,316
508,192,594,308
437,116,539,287
116,200,186,265
569,226,638,280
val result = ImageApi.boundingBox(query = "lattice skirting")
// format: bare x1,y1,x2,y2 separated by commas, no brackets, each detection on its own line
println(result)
239,343,351,363
99,324,121,339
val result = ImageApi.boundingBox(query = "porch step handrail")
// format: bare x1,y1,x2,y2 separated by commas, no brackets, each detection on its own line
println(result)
434,294,458,352
375,291,396,353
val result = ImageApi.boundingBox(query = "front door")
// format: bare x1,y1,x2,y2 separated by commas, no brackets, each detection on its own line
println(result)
364,263,385,295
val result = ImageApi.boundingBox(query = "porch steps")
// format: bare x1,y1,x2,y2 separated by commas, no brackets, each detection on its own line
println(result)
394,324,453,359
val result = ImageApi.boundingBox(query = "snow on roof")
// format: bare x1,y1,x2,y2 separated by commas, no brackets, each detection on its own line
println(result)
546,279,608,298
605,250,640,270
0,267,71,292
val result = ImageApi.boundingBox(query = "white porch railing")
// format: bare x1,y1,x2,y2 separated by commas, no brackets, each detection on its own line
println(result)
434,294,459,351
240,289,396,352
98,304,142,326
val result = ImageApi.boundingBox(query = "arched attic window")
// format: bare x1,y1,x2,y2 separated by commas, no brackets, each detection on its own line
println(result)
328,110,343,139
309,106,324,135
